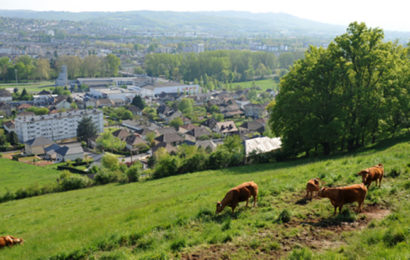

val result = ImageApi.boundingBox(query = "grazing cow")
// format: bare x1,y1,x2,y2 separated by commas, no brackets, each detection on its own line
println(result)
357,163,384,188
318,184,367,215
0,235,24,249
305,178,320,200
216,181,258,214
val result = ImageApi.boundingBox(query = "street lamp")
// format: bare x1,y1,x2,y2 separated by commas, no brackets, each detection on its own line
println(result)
15,69,18,85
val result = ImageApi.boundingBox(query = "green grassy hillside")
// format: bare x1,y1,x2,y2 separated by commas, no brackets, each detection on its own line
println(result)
0,158,60,197
0,139,409,259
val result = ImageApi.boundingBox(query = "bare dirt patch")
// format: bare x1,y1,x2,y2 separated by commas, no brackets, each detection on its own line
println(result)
181,205,390,260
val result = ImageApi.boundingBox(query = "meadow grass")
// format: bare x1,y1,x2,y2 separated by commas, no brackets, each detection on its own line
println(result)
0,139,408,259
0,158,60,196
0,81,55,93
231,79,279,91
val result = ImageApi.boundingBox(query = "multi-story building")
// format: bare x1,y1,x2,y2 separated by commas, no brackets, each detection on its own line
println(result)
15,109,104,143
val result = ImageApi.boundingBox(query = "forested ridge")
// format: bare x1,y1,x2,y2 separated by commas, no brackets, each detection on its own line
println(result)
144,50,303,89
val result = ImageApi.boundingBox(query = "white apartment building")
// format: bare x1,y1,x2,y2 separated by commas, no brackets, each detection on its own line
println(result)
15,109,104,143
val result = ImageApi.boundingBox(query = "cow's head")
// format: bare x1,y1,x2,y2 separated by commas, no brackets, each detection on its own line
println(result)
313,178,320,186
318,187,327,197
12,237,23,245
358,169,369,183
216,202,223,214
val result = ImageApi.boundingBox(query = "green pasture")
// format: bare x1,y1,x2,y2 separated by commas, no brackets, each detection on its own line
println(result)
0,139,409,259
0,158,60,196
0,81,55,94
231,79,279,91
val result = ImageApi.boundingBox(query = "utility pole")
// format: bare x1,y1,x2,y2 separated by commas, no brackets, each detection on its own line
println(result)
15,69,18,85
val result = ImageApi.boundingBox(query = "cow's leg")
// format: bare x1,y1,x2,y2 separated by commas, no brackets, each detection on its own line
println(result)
339,205,343,215
356,202,362,213
379,176,382,187
245,198,249,207
333,206,337,215
253,195,257,207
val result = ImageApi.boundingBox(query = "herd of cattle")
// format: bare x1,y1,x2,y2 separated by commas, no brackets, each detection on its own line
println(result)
216,163,384,215
1,164,384,249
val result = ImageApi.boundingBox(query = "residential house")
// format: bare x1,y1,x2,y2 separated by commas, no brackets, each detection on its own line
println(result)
125,134,148,151
122,120,142,132
0,102,13,116
55,99,71,110
183,134,196,145
25,136,54,155
202,118,218,130
0,89,12,102
196,140,217,152
155,132,184,146
213,121,238,135
186,126,211,139
112,128,130,141
240,120,265,135
110,98,127,107
44,143,61,160
244,104,266,119
96,98,114,108
18,103,32,112
56,143,84,162
152,142,178,155
3,120,15,133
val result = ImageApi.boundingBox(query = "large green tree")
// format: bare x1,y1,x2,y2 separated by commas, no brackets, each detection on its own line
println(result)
270,22,409,156
77,117,97,144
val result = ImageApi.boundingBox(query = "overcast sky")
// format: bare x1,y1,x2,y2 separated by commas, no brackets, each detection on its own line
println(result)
1,0,409,31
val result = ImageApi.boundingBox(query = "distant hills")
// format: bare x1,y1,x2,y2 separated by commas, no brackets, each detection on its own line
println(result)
0,10,408,42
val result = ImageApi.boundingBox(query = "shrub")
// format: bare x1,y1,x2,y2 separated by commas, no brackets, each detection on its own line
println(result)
388,167,402,178
208,149,231,169
179,152,208,173
170,238,186,252
277,209,291,223
126,163,141,182
0,190,15,202
153,155,179,179
383,227,406,247
94,170,120,184
101,153,119,170
58,171,92,191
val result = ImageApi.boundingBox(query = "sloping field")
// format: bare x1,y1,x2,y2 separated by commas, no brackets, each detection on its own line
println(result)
0,158,60,196
0,139,409,259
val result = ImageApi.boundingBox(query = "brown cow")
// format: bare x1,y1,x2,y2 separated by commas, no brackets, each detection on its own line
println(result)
305,178,320,200
0,235,24,249
357,163,384,188
216,181,258,214
318,183,367,215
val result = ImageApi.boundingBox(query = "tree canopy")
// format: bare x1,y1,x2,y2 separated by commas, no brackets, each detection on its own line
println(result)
269,22,409,156
77,117,97,143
